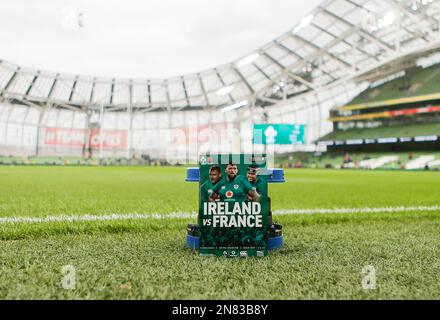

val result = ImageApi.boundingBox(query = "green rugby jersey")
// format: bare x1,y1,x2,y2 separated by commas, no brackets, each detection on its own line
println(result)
200,179,222,202
250,177,264,194
213,175,254,203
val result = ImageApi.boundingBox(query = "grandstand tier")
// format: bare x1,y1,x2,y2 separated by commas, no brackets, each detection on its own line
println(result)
276,151,440,171
323,58,440,154
346,63,440,108
319,122,440,152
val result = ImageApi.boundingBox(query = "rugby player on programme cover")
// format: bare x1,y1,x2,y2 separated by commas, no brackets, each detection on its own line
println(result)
209,162,260,202
246,165,264,194
200,165,222,202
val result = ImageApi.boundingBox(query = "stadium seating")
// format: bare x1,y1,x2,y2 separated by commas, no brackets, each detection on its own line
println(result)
0,156,25,165
349,63,440,105
0,156,135,166
358,156,399,170
405,155,436,170
276,151,440,170
2,152,439,171
427,160,440,169
320,123,440,142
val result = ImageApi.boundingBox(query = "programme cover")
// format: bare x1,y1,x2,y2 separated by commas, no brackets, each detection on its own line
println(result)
198,154,269,257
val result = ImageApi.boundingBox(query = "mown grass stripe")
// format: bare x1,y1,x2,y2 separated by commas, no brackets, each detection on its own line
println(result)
0,212,196,224
275,205,440,215
1,206,440,224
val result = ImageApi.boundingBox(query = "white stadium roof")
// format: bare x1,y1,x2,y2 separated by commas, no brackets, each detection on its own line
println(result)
1,0,440,114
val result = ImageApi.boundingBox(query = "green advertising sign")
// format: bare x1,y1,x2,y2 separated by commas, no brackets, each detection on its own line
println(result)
253,124,305,145
198,154,269,257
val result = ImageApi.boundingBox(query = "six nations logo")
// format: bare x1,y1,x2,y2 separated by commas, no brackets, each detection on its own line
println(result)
199,156,214,165
199,156,208,165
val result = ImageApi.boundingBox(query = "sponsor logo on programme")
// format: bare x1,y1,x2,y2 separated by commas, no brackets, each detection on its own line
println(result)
226,191,234,198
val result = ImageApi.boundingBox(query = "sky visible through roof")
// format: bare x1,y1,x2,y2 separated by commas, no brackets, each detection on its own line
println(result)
0,0,324,79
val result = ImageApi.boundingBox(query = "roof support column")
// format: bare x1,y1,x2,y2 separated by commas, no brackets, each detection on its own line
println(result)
83,108,92,160
128,80,133,160
3,99,14,155
99,104,104,162
36,103,54,157
20,104,31,155
313,94,323,142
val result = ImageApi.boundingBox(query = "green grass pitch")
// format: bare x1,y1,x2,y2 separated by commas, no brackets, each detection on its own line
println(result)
0,166,440,299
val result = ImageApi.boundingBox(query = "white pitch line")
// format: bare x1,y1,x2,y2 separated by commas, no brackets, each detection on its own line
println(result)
0,206,439,224
274,206,440,215
0,212,197,224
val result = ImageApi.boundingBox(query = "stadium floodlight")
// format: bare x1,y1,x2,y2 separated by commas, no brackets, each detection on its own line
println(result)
221,100,248,113
216,86,234,96
235,53,259,68
362,10,396,32
292,14,314,34
377,12,395,29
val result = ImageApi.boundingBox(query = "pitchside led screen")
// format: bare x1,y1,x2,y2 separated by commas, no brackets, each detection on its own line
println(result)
253,124,305,145
198,154,269,257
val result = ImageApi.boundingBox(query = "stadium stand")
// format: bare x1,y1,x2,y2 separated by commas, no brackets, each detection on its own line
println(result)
1,0,440,171
427,160,440,169
405,155,436,170
349,63,440,105
0,155,167,166
275,151,440,171
320,59,440,155
320,123,440,141
357,156,399,170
